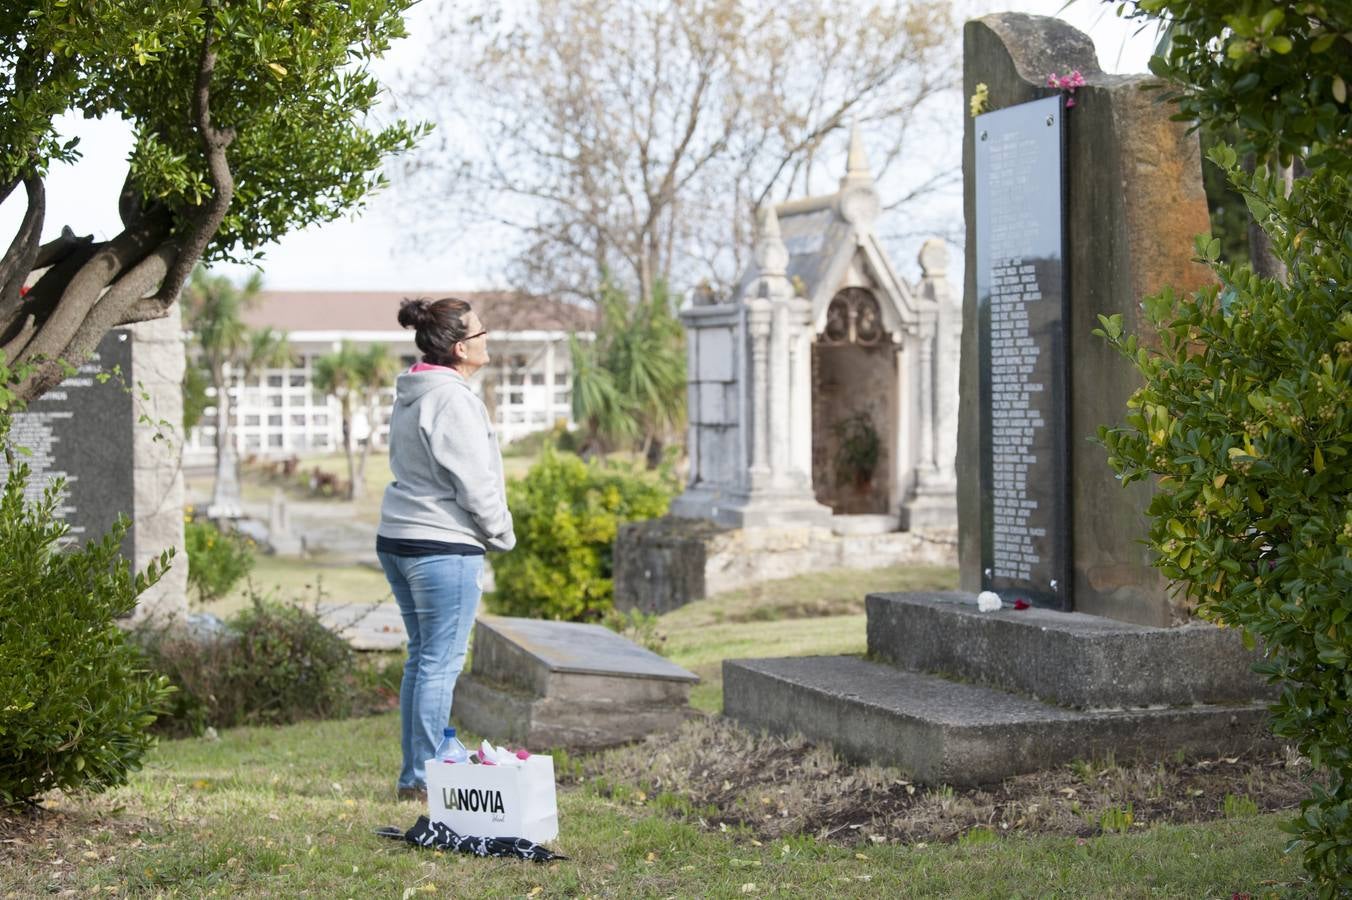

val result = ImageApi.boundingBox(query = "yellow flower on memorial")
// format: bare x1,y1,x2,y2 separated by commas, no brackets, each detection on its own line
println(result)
970,82,990,117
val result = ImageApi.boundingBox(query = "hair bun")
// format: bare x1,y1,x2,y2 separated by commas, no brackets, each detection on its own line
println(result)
398,297,431,330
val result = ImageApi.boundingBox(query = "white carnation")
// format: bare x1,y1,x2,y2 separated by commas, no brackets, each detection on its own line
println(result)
976,591,1002,612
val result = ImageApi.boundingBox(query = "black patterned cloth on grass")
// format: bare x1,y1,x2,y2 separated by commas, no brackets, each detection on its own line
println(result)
375,816,566,861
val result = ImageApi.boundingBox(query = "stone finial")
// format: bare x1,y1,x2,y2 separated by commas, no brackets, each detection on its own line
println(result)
918,238,949,278
837,122,881,226
841,120,873,188
754,204,789,276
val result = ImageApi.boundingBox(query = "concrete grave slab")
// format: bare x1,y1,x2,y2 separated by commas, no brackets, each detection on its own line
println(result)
453,615,699,751
865,592,1272,710
724,656,1271,786
317,602,407,651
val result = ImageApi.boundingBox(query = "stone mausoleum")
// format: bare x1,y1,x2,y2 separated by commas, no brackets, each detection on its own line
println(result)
614,128,961,614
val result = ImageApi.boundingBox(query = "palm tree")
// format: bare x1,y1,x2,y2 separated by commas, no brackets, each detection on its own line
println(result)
570,278,685,463
182,268,292,519
313,342,395,500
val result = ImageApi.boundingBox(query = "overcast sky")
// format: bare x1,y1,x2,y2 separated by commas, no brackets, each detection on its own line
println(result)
1,1,1161,294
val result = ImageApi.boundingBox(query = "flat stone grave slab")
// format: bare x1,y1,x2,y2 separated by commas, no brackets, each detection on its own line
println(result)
454,615,699,750
316,602,406,651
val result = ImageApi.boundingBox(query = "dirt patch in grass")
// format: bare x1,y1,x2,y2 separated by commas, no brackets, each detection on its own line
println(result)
573,717,1313,847
0,802,158,894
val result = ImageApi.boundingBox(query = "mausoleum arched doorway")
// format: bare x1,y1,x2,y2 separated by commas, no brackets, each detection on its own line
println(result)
811,287,898,516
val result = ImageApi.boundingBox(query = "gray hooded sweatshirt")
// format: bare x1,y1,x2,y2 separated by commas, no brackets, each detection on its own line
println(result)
377,367,516,552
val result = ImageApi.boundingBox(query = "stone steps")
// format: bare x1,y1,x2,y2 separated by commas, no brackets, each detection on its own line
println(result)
864,592,1273,709
723,655,1271,786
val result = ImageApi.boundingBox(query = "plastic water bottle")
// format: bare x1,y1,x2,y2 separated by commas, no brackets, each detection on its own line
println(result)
435,727,469,764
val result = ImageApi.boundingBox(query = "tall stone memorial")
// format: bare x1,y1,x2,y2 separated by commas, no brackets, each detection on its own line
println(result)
0,308,188,620
960,14,1217,626
721,14,1273,784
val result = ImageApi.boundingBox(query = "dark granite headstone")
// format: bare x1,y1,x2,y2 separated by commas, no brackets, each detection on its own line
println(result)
1,329,135,558
974,96,1070,609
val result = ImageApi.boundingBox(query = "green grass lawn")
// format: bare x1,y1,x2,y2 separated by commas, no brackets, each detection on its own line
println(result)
1,558,1312,897
1,713,1305,898
207,554,393,617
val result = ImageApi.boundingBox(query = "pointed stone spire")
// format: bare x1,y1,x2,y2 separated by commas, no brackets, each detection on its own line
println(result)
840,120,873,189
837,121,880,226
754,204,789,277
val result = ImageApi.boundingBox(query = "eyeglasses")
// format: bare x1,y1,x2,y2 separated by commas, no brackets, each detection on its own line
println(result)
461,329,488,342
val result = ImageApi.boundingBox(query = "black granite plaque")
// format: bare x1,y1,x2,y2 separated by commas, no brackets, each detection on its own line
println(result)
0,329,135,558
974,95,1070,609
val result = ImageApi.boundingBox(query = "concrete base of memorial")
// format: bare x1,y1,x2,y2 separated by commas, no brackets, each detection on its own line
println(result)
723,593,1274,786
612,515,958,615
452,615,699,751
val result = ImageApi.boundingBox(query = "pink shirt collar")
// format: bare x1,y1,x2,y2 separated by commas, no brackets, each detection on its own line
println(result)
409,362,460,375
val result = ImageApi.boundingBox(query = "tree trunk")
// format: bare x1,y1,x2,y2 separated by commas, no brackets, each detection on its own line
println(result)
644,434,664,470
207,365,243,519
1244,155,1292,283
342,399,361,501
356,401,377,498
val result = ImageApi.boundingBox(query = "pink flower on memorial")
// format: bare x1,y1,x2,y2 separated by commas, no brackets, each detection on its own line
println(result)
1047,69,1087,108
1013,598,1031,611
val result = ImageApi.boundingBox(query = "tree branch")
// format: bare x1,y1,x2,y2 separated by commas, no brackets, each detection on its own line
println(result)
155,1,236,304
0,174,45,333
13,215,170,366
15,242,177,401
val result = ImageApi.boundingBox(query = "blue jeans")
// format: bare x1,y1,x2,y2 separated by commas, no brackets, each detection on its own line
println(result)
377,551,484,790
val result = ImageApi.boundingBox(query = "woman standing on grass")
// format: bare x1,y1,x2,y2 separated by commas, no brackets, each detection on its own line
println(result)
376,296,515,802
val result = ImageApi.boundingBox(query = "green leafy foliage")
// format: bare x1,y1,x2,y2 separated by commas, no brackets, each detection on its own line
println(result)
1125,1,1352,170
1109,5,1352,890
833,410,882,489
0,419,173,807
1097,152,1352,891
2,2,427,262
132,595,377,737
491,450,677,621
183,517,255,605
1099,803,1135,835
312,340,396,498
570,279,685,458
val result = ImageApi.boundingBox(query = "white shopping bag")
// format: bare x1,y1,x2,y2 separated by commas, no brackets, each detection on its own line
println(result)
425,755,558,843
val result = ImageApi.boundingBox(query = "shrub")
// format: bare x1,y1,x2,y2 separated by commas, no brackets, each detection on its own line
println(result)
1112,3,1352,889
491,449,676,620
184,516,255,605
133,593,390,736
1097,151,1352,890
0,424,174,807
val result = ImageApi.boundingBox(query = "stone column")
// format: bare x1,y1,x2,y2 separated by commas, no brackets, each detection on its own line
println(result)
891,339,911,516
129,306,188,621
543,340,556,423
746,299,772,483
683,325,700,489
769,297,791,486
916,324,937,473
789,299,814,483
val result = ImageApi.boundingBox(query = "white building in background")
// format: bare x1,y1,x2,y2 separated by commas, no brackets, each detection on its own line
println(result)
184,290,596,467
